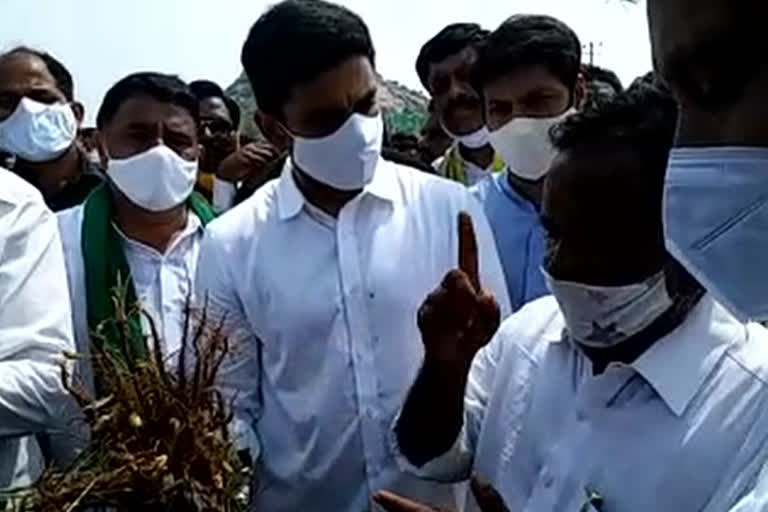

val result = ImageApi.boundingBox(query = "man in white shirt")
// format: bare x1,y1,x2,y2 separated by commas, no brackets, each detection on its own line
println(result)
57,72,215,392
194,1,510,511
0,168,77,490
391,79,768,511
416,24,505,187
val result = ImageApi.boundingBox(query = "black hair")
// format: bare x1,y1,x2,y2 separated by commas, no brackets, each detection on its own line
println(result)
241,0,376,116
473,15,581,93
189,79,225,101
223,96,241,131
549,73,677,173
189,79,241,129
582,64,623,94
79,127,97,137
96,72,199,129
1,47,74,100
415,23,489,91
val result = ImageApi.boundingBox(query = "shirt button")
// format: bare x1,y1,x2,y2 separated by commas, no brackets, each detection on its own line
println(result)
576,410,587,422
542,473,555,488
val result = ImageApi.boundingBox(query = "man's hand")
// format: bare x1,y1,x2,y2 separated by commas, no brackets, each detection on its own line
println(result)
373,478,510,512
418,212,501,368
216,141,283,183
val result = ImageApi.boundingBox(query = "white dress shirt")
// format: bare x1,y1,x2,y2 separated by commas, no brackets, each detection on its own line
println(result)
57,204,204,391
397,295,768,511
195,159,511,512
0,169,76,489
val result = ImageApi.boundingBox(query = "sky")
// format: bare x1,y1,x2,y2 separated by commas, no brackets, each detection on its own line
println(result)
0,0,651,125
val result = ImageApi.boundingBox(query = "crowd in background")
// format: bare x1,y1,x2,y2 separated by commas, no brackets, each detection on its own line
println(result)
1,0,768,511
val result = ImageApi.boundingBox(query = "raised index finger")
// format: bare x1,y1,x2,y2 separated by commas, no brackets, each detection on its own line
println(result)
458,211,480,291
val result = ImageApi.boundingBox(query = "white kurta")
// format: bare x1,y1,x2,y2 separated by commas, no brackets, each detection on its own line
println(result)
0,169,76,489
396,295,768,511
195,159,511,512
56,204,204,392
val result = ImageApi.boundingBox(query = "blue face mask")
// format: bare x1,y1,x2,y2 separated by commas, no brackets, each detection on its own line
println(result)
664,147,768,322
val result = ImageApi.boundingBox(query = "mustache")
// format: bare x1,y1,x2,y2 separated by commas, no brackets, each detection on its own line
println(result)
444,95,481,116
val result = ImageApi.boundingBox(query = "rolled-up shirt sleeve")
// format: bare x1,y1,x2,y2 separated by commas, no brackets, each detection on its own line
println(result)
195,227,262,459
391,330,506,482
0,187,76,438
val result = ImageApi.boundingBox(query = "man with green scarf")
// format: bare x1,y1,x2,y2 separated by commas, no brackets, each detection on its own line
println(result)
56,72,215,393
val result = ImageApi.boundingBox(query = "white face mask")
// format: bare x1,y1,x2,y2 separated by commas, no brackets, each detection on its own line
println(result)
292,112,383,191
488,109,575,181
0,97,77,162
106,144,197,212
544,269,673,348
443,125,490,149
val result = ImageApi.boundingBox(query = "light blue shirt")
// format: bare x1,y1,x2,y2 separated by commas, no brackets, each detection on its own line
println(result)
396,295,768,511
195,160,511,512
471,172,548,311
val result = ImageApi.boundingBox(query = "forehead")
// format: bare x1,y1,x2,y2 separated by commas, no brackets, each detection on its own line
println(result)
0,53,60,95
199,96,231,122
428,46,476,79
283,56,376,116
106,95,196,132
483,64,566,101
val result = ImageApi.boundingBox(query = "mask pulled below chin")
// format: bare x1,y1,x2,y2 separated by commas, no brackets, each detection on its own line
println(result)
664,146,768,322
443,125,491,149
544,269,673,348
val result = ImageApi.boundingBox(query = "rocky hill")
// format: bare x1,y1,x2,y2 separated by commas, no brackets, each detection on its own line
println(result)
226,72,429,139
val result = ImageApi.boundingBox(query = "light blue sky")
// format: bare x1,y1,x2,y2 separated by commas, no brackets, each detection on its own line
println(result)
0,0,650,125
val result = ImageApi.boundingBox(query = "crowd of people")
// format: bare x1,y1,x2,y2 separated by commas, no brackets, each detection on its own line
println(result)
1,0,768,510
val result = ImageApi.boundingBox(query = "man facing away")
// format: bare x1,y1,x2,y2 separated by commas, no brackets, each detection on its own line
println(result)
392,78,768,511
0,47,103,212
194,1,510,511
417,24,504,187
57,73,215,393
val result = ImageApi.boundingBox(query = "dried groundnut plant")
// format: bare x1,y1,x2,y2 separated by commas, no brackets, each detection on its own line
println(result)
5,290,251,512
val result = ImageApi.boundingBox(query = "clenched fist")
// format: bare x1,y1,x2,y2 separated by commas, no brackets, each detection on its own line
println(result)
418,212,501,368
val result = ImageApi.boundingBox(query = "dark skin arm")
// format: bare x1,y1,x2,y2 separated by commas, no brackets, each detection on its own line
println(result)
374,477,510,512
395,213,501,467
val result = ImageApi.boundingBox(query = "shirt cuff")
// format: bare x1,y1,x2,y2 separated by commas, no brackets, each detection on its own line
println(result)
389,410,473,483
213,178,238,213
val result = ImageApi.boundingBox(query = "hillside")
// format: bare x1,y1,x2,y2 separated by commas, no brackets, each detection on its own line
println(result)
226,72,429,138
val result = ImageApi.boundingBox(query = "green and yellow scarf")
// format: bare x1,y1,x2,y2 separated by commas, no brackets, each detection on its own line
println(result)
438,144,506,186
81,184,215,364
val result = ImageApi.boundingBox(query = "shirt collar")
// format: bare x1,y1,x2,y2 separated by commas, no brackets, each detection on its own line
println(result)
113,209,203,257
496,171,538,213
630,296,744,416
277,156,400,221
